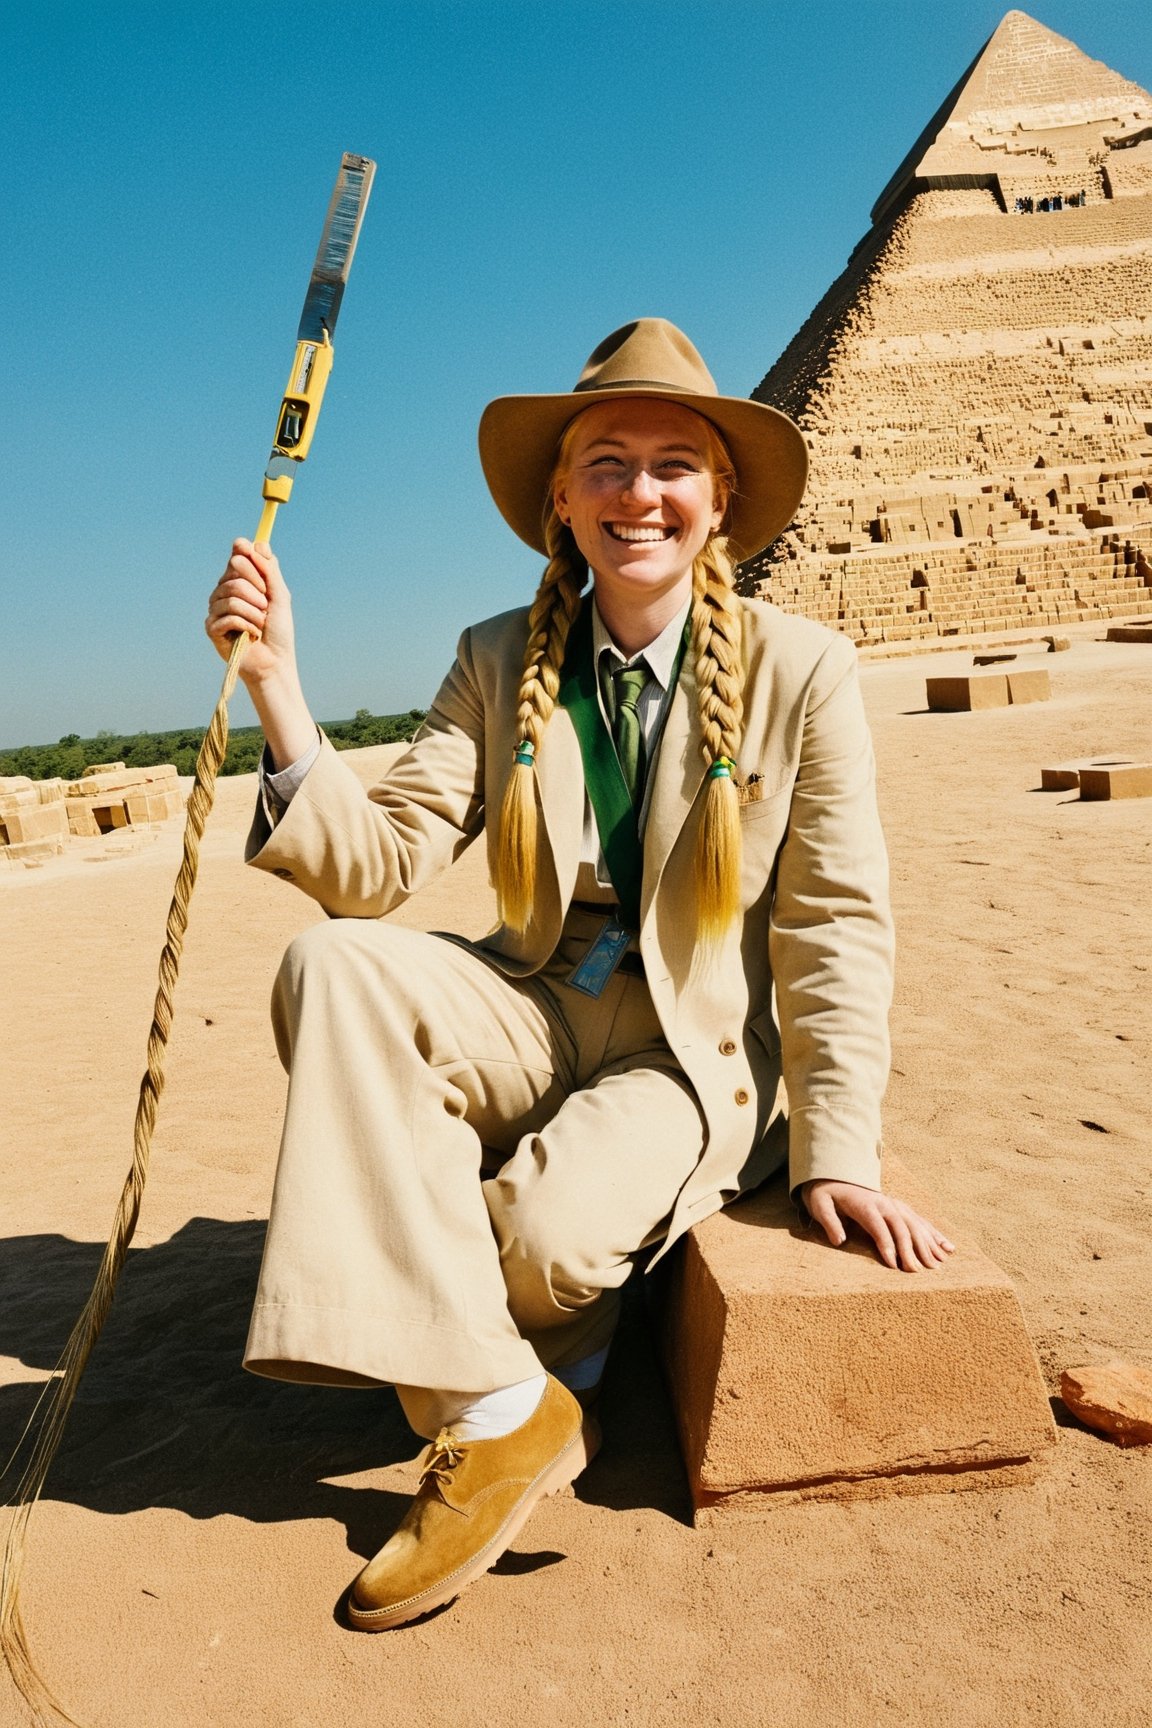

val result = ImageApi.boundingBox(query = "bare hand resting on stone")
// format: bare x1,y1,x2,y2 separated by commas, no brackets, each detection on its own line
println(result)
802,1180,955,1272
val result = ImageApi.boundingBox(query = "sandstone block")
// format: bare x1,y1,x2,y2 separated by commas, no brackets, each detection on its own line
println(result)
0,776,34,794
0,839,57,867
661,1157,1056,1523
124,789,184,825
926,674,1009,710
66,765,177,798
1105,623,1152,642
1044,636,1071,651
973,652,1016,665
65,799,101,838
81,761,126,777
0,786,43,815
1060,1363,1152,1445
1079,763,1152,800
1006,668,1051,704
0,802,68,847
1041,755,1133,790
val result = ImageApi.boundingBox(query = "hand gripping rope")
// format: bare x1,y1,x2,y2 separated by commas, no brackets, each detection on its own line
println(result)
1,153,376,1728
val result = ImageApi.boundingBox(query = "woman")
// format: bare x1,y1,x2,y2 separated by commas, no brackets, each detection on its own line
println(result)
206,318,952,1630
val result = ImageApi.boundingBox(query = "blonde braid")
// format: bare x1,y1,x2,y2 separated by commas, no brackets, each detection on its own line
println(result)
691,535,744,938
496,508,586,930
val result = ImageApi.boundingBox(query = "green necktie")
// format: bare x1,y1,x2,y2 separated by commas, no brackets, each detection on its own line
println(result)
612,664,648,806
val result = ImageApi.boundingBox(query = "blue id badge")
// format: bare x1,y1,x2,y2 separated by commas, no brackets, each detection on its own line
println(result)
565,915,634,998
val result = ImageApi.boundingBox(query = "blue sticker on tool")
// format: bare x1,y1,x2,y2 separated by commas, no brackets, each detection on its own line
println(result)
564,916,635,998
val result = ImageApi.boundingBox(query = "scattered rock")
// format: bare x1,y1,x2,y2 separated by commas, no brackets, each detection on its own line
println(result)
1060,1362,1152,1445
1044,636,1071,652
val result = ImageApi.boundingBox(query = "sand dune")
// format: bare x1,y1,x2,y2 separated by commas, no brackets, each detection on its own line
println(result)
2,628,1149,1728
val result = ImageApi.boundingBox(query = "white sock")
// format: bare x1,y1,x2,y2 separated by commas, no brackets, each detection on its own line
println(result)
397,1372,548,1443
551,1345,611,1392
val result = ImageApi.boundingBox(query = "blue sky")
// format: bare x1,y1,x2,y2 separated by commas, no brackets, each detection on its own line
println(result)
3,0,1150,744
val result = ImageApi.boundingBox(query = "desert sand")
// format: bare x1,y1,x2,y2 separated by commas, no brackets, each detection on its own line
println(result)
2,626,1150,1728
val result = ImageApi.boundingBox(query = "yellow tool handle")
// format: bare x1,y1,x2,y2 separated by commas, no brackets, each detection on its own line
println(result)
255,472,294,545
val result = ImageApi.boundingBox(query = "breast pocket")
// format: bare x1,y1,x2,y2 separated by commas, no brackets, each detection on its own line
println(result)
737,779,791,824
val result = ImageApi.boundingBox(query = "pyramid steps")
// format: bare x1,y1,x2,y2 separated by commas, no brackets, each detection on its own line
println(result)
741,11,1152,644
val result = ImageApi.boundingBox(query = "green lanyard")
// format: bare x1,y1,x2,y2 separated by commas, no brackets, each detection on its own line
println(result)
558,603,689,932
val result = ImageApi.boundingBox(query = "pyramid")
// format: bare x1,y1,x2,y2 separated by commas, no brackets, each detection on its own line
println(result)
741,11,1152,642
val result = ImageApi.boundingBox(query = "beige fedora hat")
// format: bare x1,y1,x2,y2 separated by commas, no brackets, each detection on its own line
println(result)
478,317,808,561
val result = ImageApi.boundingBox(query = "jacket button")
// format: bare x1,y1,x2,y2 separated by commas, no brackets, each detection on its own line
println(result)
719,1038,737,1056
734,1088,749,1106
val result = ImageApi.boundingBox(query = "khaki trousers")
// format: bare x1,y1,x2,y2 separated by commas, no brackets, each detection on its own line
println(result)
244,908,707,1398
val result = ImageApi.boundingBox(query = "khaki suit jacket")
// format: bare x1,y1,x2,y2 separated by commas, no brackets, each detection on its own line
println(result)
246,597,893,1255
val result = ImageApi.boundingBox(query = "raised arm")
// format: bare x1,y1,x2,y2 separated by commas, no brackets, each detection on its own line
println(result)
206,539,489,920
205,538,317,769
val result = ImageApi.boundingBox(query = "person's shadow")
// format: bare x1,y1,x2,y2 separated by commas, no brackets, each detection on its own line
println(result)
1,1220,692,1567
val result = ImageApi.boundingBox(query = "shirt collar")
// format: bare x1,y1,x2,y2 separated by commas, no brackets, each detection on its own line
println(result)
590,594,692,692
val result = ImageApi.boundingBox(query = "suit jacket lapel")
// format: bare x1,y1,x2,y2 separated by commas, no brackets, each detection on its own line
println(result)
641,654,706,925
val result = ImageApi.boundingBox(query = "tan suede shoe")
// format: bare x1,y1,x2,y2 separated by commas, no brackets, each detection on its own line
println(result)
347,1375,598,1630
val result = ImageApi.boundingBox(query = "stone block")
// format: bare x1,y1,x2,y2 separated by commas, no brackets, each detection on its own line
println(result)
65,799,101,838
0,786,43,815
1106,623,1152,642
926,674,1009,710
124,789,184,825
0,838,58,867
1060,1363,1152,1445
66,797,131,832
661,1157,1057,1524
1040,756,1133,790
1079,763,1152,800
973,652,1016,665
1006,668,1051,704
66,765,177,798
0,802,68,847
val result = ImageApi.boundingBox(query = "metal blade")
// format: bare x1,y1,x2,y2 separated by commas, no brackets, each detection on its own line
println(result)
297,152,377,342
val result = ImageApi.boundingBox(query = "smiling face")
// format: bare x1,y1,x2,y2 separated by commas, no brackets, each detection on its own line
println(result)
552,398,728,617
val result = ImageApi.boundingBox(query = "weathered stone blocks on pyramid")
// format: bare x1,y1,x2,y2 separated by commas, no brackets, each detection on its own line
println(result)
662,1156,1057,1523
741,11,1152,644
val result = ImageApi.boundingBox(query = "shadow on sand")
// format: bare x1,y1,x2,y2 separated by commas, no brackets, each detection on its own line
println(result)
1,1219,692,1562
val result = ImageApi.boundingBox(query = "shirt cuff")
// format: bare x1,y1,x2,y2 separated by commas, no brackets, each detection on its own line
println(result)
258,732,321,827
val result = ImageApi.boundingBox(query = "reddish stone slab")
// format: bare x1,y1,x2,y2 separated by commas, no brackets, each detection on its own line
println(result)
1060,1362,1152,1445
662,1157,1057,1523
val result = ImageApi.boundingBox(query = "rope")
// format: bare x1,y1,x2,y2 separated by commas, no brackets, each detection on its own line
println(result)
1,628,250,1727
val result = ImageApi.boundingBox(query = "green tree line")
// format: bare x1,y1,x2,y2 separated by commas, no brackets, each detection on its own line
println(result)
0,709,428,782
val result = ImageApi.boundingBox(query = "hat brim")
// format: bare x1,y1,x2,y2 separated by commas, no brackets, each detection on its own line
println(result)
478,385,808,562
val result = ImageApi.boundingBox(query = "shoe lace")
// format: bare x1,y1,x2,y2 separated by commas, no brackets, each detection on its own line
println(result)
419,1430,467,1491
